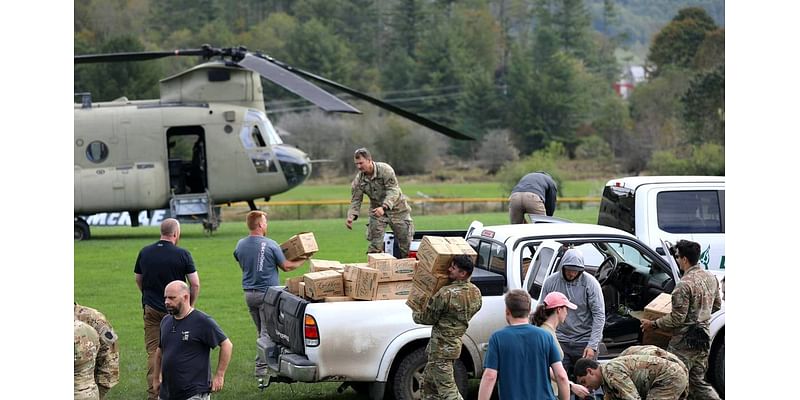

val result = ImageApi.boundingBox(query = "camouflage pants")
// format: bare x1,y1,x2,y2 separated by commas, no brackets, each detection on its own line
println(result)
366,213,414,259
671,348,721,400
646,362,689,400
421,359,462,400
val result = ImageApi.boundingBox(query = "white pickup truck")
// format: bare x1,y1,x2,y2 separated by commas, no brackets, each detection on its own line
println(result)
260,221,726,399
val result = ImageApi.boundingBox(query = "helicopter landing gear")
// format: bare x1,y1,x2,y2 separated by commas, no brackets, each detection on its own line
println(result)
75,217,91,241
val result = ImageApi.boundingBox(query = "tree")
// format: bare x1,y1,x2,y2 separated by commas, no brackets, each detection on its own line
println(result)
647,6,718,75
682,64,724,145
74,35,162,101
477,130,520,174
625,68,691,173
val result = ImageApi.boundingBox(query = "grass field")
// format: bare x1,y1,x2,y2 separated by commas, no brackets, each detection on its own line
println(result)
76,206,599,399
269,179,607,201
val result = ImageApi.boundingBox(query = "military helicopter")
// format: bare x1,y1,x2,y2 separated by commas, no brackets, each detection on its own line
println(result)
74,45,473,240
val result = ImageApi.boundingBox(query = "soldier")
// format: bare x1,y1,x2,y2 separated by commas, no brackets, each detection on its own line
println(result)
345,147,415,259
641,239,722,400
574,348,689,400
412,255,482,400
75,319,100,400
75,303,120,399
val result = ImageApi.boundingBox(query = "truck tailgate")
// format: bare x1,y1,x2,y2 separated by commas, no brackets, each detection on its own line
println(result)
264,286,308,355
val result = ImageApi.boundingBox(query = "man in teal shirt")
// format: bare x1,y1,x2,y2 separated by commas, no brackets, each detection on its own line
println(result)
478,289,569,400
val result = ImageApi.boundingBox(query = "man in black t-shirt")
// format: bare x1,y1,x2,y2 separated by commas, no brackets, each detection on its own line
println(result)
154,281,232,400
134,218,201,400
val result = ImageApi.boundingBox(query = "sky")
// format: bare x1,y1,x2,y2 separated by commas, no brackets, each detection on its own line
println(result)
0,1,794,398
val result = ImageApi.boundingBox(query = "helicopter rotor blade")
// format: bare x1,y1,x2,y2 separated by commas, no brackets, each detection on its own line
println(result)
237,54,360,114
74,48,212,64
264,57,475,141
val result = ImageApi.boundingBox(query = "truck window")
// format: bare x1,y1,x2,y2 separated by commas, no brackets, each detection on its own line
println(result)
475,240,507,276
598,186,635,234
656,191,722,233
528,247,555,299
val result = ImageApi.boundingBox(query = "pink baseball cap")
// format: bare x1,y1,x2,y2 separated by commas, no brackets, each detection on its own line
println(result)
544,291,577,310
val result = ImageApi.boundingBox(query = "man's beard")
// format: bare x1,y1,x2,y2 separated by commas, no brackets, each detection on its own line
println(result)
166,303,183,315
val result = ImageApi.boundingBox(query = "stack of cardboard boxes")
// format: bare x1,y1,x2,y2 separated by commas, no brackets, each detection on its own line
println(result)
406,236,477,312
280,234,478,305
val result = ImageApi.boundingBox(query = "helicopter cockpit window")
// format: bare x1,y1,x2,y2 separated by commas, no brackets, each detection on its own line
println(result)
86,141,109,163
240,110,283,149
251,125,267,147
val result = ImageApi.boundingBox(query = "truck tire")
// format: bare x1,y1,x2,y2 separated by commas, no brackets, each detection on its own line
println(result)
708,339,725,398
391,347,468,400
75,217,90,241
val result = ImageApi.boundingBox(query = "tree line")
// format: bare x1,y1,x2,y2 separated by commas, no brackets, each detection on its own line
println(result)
74,0,724,177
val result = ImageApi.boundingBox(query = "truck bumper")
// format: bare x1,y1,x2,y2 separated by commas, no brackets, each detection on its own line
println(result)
270,353,317,382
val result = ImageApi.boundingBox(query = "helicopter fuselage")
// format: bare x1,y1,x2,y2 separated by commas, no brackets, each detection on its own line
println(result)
74,90,311,215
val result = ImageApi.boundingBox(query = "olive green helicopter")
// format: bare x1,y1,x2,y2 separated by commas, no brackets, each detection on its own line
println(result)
74,45,473,240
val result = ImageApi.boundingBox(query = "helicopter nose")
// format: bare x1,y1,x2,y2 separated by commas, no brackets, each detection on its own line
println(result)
275,145,312,188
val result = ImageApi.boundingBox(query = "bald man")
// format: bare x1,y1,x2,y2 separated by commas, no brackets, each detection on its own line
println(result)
154,281,232,400
135,218,201,400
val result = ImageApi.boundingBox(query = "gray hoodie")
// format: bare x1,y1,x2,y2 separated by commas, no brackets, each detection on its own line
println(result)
537,250,605,350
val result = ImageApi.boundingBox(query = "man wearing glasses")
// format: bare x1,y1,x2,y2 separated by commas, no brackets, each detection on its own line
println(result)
641,239,722,400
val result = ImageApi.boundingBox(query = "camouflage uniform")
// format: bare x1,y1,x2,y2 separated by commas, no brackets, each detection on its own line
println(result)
653,264,722,400
600,353,688,400
75,303,120,399
75,319,100,400
412,279,482,400
348,161,415,258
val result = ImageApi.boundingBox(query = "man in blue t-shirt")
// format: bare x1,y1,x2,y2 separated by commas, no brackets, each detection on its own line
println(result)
154,281,232,400
478,289,570,400
233,210,305,376
134,218,201,400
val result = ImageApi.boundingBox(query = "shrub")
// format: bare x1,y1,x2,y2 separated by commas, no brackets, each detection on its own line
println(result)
648,143,724,175
477,130,520,174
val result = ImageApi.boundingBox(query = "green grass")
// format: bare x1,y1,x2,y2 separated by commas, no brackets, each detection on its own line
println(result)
76,208,598,399
271,179,606,201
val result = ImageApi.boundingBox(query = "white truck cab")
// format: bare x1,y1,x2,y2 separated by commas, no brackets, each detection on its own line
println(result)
598,176,725,272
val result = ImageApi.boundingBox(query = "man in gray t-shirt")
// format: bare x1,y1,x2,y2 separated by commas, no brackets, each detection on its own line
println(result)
233,211,305,376
537,248,605,384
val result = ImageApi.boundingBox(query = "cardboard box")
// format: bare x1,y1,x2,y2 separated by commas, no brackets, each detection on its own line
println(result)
416,236,477,277
376,258,417,282
367,253,396,271
285,276,303,296
324,296,354,302
411,264,450,295
406,284,433,313
375,281,414,300
629,293,674,348
344,280,354,297
298,282,306,299
644,293,672,317
309,259,344,273
490,256,507,272
281,232,319,261
303,270,343,300
342,264,380,300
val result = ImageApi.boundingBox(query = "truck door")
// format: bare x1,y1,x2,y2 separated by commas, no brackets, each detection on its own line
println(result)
522,240,562,301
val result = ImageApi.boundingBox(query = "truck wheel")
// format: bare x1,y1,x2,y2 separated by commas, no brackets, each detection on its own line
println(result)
392,347,468,400
75,218,90,241
709,339,725,398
